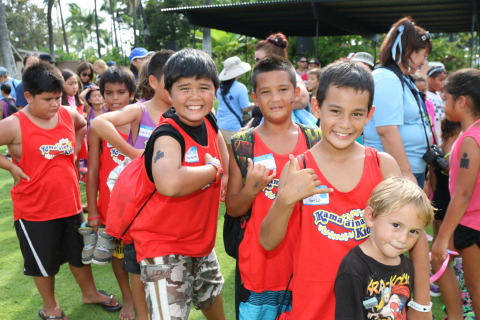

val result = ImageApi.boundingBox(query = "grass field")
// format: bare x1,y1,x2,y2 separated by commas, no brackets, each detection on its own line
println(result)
0,145,447,319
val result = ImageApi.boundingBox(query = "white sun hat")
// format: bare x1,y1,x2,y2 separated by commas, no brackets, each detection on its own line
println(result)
218,56,251,81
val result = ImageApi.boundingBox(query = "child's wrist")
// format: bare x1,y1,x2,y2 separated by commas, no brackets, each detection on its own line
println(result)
407,300,432,312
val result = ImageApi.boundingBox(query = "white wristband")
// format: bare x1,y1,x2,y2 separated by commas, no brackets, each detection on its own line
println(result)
407,300,432,312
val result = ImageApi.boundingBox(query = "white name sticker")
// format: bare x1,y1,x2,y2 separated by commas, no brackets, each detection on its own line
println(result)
303,185,330,205
138,125,154,138
185,146,200,163
253,153,276,170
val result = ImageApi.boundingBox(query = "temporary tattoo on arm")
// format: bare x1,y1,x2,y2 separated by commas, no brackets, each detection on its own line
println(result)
254,181,259,188
460,152,470,169
154,150,165,163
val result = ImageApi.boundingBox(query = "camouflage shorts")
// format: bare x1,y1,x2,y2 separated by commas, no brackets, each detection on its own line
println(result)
140,250,224,320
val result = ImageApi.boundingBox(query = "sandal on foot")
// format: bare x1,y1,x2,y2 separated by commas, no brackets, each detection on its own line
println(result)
96,290,122,312
38,310,66,320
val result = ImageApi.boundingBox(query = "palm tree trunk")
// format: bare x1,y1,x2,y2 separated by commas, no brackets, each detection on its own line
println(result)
47,0,55,57
94,0,101,57
132,0,137,47
58,0,69,54
109,0,118,48
0,0,19,79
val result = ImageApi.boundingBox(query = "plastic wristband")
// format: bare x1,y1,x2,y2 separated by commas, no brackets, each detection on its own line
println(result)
429,249,459,282
407,300,432,312
207,162,223,183
87,216,100,221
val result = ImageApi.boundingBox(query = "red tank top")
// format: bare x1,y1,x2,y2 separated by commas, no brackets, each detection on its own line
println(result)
96,131,128,224
131,117,221,261
290,147,382,320
239,127,307,292
11,107,81,221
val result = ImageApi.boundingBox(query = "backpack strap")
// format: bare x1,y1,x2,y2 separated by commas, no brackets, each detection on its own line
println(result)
231,128,255,182
298,123,322,148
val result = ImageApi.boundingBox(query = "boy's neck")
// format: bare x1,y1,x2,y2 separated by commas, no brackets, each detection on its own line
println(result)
257,119,296,135
147,95,171,113
91,103,102,111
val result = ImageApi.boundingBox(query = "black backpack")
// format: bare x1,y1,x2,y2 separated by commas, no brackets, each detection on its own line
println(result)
3,98,18,117
223,124,322,259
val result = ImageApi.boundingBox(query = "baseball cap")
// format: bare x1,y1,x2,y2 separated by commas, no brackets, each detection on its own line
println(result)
350,52,374,68
0,67,7,76
129,47,154,62
107,60,116,67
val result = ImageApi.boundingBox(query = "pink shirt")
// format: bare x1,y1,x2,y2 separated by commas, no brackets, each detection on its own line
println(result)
449,122,480,231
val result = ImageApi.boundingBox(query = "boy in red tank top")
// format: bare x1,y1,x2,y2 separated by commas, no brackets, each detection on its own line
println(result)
85,66,137,319
0,62,120,320
129,49,228,320
261,61,433,319
226,55,319,319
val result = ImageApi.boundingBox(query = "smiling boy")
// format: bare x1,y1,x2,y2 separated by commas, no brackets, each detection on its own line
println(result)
129,49,226,320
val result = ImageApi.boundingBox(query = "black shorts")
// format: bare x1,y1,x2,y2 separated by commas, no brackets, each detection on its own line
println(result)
454,224,480,250
14,213,85,277
123,243,141,274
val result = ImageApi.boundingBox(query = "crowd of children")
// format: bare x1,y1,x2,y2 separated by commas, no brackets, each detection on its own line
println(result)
1,31,480,320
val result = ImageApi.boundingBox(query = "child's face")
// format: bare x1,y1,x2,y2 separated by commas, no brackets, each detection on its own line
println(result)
252,70,298,124
365,203,424,265
64,76,79,97
103,82,133,111
24,91,62,120
94,66,105,76
307,74,319,93
442,92,461,122
428,73,447,92
414,80,427,94
169,77,216,126
313,85,373,150
88,90,104,107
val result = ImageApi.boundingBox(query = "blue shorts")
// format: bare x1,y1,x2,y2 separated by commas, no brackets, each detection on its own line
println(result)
14,213,85,277
239,289,292,320
123,243,141,274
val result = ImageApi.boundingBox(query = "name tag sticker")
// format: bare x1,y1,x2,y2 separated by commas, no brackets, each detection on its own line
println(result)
138,125,154,138
303,185,330,205
185,147,200,163
253,153,276,170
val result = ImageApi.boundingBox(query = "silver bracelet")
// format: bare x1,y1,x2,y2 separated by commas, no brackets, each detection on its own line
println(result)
407,300,432,312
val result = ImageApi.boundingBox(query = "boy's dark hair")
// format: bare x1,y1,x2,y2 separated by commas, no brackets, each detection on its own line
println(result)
1,83,11,95
22,62,64,96
163,48,219,93
444,68,480,116
148,50,175,80
98,66,136,96
316,60,374,110
252,55,296,92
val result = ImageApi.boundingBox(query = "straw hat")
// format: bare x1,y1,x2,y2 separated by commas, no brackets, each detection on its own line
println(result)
218,56,251,81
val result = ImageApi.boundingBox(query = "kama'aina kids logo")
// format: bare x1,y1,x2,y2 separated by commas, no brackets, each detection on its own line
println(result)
39,138,74,159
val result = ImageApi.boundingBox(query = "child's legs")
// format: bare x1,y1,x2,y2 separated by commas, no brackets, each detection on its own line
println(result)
112,256,135,319
460,244,480,316
192,250,225,320
124,243,148,320
34,276,62,316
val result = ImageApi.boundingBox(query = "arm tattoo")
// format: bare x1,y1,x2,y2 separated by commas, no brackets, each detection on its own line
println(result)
460,152,470,169
154,150,165,163
254,181,259,188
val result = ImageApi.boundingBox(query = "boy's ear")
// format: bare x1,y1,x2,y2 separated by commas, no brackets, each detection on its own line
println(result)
365,105,376,124
148,75,158,90
24,91,33,104
311,97,321,119
364,206,375,227
294,85,301,98
251,91,257,105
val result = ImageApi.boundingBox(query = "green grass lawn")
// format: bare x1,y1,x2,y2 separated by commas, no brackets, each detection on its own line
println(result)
0,145,446,319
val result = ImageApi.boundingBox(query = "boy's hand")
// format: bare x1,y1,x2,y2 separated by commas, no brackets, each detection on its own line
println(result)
279,154,332,205
9,164,30,186
245,158,276,195
204,153,221,166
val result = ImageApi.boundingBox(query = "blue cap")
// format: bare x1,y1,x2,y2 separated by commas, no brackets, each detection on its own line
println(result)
129,47,154,62
107,60,116,67
0,67,7,76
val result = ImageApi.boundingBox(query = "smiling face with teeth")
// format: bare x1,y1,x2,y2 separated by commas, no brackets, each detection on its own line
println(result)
312,85,374,151
170,77,217,127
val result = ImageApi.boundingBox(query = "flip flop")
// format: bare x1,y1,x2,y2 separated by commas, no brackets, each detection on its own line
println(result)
96,290,122,312
38,310,66,320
